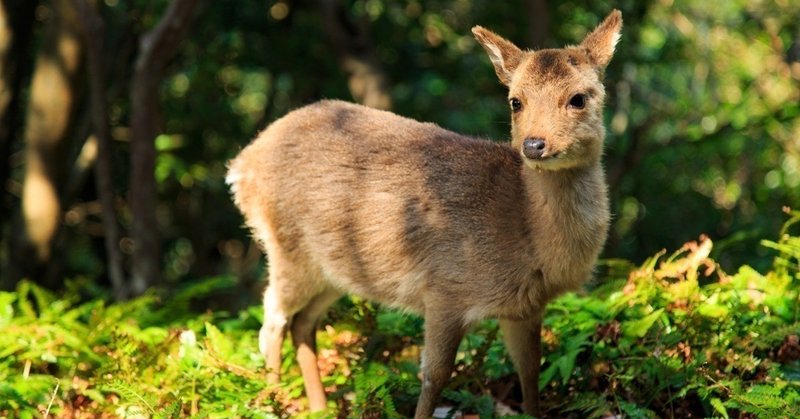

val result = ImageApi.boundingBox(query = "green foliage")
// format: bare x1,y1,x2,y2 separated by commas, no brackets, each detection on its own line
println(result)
535,213,800,418
351,364,404,418
2,217,800,417
0,278,284,417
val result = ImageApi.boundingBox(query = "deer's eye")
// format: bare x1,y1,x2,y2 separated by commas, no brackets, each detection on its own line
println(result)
510,98,522,112
568,94,586,109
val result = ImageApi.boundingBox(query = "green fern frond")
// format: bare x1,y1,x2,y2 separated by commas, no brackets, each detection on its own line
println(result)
618,401,658,419
564,392,612,419
156,400,182,419
753,322,800,350
102,379,157,415
739,384,784,408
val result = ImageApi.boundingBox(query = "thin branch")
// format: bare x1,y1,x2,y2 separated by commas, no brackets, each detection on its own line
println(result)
135,0,199,74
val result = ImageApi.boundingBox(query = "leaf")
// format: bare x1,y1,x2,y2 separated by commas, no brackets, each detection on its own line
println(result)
16,281,36,319
622,308,665,338
558,348,582,385
710,397,729,419
539,359,559,390
0,292,15,328
698,293,730,318
619,400,658,419
205,322,233,359
29,283,57,315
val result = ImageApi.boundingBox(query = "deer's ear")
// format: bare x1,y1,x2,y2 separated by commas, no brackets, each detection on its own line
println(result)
580,9,622,68
472,26,524,86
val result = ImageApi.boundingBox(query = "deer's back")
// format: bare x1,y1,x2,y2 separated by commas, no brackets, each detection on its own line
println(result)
229,100,541,317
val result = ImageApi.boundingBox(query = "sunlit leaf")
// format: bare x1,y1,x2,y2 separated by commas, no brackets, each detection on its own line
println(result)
622,308,665,338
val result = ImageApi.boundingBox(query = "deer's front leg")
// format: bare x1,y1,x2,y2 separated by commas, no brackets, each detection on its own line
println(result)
499,317,542,417
414,307,466,419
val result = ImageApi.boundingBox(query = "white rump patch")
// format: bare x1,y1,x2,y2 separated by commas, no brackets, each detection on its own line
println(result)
225,166,241,187
225,162,243,197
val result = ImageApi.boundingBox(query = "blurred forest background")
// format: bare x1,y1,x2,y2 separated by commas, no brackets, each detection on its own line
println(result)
0,0,798,299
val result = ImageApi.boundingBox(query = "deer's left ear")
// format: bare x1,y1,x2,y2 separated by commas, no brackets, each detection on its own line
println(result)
580,9,622,68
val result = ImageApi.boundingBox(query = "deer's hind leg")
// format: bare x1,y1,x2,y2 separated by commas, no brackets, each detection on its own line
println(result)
259,277,289,386
290,287,342,412
258,243,326,375
259,250,341,411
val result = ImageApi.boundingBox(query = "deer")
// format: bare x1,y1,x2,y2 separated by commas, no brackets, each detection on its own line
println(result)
226,10,620,418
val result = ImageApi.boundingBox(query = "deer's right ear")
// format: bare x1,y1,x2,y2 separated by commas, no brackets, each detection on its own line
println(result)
579,10,623,68
472,26,523,86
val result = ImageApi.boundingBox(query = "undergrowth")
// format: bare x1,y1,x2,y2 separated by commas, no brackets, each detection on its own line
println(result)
1,212,799,418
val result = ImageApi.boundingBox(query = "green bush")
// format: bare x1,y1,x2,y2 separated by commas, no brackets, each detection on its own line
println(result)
1,214,799,417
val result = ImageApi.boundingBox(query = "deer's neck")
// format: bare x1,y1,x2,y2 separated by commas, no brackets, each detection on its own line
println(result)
523,162,610,298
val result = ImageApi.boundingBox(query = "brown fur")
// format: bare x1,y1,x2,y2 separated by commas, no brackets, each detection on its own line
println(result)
227,10,621,417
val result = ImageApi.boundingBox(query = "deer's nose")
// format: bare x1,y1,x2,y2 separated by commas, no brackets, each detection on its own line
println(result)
522,137,546,159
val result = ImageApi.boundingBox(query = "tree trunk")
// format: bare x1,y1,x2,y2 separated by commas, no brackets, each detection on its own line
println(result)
73,0,126,299
129,0,198,295
0,0,38,226
318,0,392,110
525,0,549,48
10,0,82,286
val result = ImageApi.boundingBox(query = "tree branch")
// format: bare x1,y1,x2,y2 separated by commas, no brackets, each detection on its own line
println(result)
135,0,199,74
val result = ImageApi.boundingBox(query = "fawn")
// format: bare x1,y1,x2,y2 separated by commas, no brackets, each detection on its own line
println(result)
227,10,620,418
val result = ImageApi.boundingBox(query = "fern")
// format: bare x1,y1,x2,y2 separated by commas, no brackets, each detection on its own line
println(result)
710,397,730,419
724,383,800,418
3,214,800,417
148,276,238,325
762,209,800,280
156,400,182,419
441,389,494,418
103,379,158,415
14,281,38,319
352,363,403,418
736,384,785,409
0,375,57,411
563,392,613,419
752,322,800,350
617,401,658,419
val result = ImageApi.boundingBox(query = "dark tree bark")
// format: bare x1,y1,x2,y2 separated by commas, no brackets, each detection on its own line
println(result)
526,0,549,48
129,0,199,295
318,0,392,110
9,0,83,286
73,0,126,299
0,0,38,226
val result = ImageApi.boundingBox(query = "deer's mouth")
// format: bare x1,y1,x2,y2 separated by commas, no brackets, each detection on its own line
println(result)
521,145,561,161
521,149,575,170
539,151,560,160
